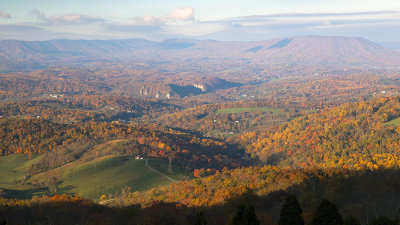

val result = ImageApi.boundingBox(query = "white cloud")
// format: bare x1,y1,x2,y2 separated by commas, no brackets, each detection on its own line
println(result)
165,22,228,36
31,9,104,25
49,14,104,25
133,15,165,26
132,7,195,25
0,10,11,19
166,7,194,22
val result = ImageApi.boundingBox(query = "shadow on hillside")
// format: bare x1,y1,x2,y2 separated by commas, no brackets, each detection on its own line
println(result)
209,168,400,225
1,187,48,199
0,184,78,200
133,168,400,225
2,169,400,225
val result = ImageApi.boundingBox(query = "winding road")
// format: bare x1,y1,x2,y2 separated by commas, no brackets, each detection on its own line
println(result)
145,159,177,182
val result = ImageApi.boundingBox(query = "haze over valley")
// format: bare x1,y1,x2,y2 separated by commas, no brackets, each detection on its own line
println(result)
1,1,400,224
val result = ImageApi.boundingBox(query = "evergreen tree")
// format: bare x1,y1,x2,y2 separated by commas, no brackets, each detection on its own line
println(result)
279,194,304,225
233,204,246,225
194,211,207,225
245,206,260,225
312,199,343,225
232,204,260,225
344,215,360,225
369,216,397,225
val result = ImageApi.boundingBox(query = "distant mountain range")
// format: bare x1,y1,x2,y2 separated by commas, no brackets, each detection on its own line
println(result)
1,36,400,72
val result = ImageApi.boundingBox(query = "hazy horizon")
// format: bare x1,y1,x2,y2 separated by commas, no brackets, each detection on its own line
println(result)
1,0,400,48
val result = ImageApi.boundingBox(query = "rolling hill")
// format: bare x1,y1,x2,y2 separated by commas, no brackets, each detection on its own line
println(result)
0,151,189,200
0,117,248,199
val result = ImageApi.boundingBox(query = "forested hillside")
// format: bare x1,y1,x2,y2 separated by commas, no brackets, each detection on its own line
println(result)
239,97,400,169
0,118,246,170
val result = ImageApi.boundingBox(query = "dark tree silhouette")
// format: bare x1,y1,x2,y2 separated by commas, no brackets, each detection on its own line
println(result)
312,199,343,225
232,204,260,225
369,216,397,225
232,204,246,225
194,211,207,225
245,206,260,225
279,194,304,225
344,215,361,225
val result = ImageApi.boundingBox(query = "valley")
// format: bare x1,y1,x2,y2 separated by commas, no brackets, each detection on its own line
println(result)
1,35,400,224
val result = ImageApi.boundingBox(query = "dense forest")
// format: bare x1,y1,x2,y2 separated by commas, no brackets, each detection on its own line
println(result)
239,96,400,169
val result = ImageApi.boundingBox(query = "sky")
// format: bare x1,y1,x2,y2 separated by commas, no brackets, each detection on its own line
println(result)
1,0,400,47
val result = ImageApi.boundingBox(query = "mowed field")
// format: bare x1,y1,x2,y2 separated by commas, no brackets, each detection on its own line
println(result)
0,154,188,200
58,156,187,199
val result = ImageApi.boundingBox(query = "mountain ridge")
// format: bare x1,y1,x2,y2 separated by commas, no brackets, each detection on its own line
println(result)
1,36,400,72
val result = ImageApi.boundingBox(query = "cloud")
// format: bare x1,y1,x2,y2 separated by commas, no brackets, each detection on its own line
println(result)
194,11,400,42
165,21,228,36
0,24,54,40
133,15,165,26
226,11,400,28
49,14,104,25
31,9,47,21
0,10,11,19
166,7,194,22
31,9,104,25
132,7,195,25
0,23,123,41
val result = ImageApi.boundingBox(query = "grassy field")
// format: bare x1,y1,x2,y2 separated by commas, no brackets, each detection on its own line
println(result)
0,154,189,200
58,156,188,199
216,107,284,114
0,154,48,199
0,154,40,189
385,117,400,126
